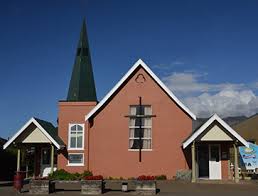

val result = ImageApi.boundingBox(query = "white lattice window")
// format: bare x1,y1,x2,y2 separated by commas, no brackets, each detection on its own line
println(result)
129,105,152,150
68,124,84,150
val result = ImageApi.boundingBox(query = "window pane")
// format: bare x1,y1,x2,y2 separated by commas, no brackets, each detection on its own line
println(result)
129,139,143,149
134,118,143,127
210,146,219,162
129,128,134,138
130,106,137,115
136,106,144,115
70,136,76,148
130,128,149,138
143,118,151,126
68,154,83,164
77,125,83,131
42,149,50,165
71,125,76,131
129,139,134,149
143,128,151,138
129,118,136,126
143,139,151,149
133,128,144,138
130,105,151,115
144,106,152,115
129,139,151,149
77,135,83,148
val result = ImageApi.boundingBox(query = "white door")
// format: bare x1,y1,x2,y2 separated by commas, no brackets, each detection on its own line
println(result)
209,144,221,179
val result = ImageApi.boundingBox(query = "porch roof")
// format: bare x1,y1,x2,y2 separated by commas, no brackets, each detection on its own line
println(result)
3,117,65,150
183,113,249,149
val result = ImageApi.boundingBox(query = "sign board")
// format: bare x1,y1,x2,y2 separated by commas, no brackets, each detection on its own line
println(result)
239,142,258,170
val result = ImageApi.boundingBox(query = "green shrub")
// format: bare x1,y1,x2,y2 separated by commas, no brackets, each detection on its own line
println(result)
49,169,71,180
82,170,93,177
72,172,82,180
48,170,95,180
155,175,167,180
48,169,83,180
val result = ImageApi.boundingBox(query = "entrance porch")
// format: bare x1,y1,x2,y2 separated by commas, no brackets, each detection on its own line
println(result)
183,114,249,183
196,142,232,180
3,117,65,177
16,144,57,177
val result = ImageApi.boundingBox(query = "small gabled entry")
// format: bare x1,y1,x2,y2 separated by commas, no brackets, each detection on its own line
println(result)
183,114,249,182
4,117,65,177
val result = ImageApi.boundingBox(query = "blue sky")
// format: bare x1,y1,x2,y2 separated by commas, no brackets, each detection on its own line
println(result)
1,0,258,139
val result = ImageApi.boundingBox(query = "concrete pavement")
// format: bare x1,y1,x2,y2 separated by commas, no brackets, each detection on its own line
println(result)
1,180,258,195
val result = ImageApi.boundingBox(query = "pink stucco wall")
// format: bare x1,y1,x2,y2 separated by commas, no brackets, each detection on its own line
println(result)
58,101,96,173
87,67,192,179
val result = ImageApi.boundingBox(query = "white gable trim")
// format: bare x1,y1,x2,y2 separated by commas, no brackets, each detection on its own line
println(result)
3,117,61,150
85,59,196,121
182,113,249,149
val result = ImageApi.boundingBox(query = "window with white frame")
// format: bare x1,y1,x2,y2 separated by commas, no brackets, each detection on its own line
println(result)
68,124,84,149
129,105,152,149
68,153,84,166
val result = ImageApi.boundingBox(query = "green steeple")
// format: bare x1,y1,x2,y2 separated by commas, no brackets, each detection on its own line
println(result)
67,19,97,102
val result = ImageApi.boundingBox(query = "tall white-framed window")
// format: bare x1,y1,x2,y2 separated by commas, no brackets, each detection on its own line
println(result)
68,124,84,150
129,105,152,150
67,153,84,166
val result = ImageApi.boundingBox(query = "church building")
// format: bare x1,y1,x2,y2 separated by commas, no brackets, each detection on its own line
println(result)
3,20,249,182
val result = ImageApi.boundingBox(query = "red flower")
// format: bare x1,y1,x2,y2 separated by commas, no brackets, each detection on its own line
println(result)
84,175,103,180
137,175,155,180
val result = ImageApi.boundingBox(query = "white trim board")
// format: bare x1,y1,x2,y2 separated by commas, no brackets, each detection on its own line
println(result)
3,117,61,149
182,113,249,149
85,59,196,121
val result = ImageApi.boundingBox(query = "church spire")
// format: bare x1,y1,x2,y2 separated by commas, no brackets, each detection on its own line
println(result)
67,19,97,102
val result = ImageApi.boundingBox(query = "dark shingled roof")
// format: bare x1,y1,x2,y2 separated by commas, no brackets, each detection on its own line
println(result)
67,19,97,102
34,118,65,147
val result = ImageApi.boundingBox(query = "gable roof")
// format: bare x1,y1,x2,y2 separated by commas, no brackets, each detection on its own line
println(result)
85,59,196,121
3,117,65,150
183,113,249,149
34,118,65,147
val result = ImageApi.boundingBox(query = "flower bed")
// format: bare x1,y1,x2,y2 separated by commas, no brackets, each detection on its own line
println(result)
135,175,156,195
29,178,55,194
81,175,104,195
48,169,93,181
137,175,155,181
